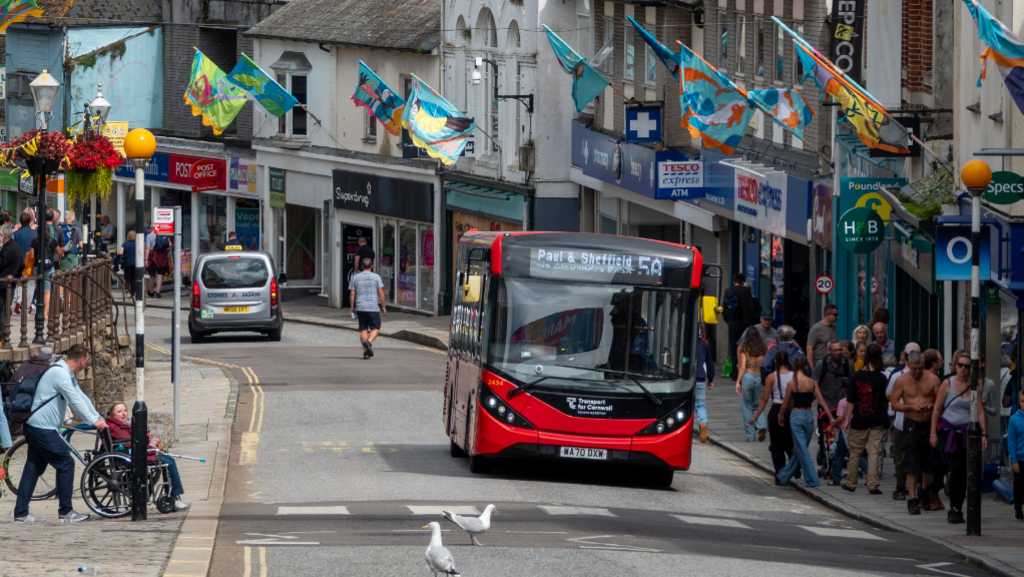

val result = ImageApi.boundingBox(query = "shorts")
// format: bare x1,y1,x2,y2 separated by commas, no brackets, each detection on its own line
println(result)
147,262,170,276
356,311,381,331
42,267,55,292
902,419,939,475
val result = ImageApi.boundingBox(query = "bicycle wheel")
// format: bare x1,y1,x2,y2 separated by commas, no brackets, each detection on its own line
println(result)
80,453,132,519
2,438,59,500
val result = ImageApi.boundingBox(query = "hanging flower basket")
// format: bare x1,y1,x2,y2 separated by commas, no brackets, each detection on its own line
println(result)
65,131,124,207
9,129,73,172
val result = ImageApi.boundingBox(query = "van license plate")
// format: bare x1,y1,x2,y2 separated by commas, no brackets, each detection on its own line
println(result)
559,446,607,460
222,306,250,313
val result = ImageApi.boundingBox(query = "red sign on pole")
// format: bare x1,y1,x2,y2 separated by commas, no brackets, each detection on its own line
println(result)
153,207,174,235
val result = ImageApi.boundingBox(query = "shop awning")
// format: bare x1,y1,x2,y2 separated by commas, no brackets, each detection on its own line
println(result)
444,181,524,223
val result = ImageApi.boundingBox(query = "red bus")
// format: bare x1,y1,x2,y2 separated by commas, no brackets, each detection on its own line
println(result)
444,231,708,486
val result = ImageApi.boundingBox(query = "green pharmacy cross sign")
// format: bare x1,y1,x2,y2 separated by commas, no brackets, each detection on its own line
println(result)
838,206,885,253
982,171,1024,205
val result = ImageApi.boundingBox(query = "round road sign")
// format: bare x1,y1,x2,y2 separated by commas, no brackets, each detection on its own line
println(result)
815,275,834,295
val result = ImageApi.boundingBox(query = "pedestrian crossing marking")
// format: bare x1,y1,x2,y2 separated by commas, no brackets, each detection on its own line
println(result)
540,506,616,516
798,525,887,540
407,505,480,515
672,515,751,529
277,506,351,515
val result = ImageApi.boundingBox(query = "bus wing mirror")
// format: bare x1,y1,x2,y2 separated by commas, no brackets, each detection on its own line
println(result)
463,275,482,303
702,296,720,325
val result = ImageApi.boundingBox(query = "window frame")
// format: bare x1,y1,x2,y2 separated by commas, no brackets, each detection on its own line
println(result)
719,13,728,71
363,107,378,143
756,19,765,78
644,24,658,86
793,23,806,85
577,0,592,58
774,23,785,83
602,16,614,75
624,23,635,81
275,71,310,137
737,15,747,76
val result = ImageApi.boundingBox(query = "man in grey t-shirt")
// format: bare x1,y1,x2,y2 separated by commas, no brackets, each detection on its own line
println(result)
349,257,386,359
806,303,839,369
740,310,778,347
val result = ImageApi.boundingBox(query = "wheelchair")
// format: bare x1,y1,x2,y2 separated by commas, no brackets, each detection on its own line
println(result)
79,429,176,518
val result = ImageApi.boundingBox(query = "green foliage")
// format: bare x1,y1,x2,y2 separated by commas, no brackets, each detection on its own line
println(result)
65,167,114,207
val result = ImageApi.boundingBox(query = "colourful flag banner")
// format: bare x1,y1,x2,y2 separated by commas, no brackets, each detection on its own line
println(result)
0,0,43,35
627,16,681,79
678,43,755,154
352,61,406,136
227,53,299,117
543,24,611,113
795,43,909,153
747,88,815,139
401,75,475,165
964,0,1024,115
184,50,247,136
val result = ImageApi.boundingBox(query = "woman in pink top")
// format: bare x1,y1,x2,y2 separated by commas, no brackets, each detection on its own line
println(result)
827,382,868,486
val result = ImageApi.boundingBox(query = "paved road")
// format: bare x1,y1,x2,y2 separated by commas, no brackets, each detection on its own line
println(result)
139,309,994,577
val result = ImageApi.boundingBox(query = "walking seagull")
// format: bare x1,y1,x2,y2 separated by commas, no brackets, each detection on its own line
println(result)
442,504,497,546
423,521,460,576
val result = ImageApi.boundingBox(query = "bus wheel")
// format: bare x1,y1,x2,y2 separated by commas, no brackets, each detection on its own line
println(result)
450,440,467,458
650,468,674,487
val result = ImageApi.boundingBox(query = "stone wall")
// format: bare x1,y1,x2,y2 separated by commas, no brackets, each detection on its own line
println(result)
78,332,136,416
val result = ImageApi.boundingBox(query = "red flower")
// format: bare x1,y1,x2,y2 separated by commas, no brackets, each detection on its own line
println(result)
68,132,124,171
10,129,73,163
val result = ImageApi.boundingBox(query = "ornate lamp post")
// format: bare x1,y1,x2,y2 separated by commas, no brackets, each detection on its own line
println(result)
961,159,993,537
123,128,156,521
28,70,60,345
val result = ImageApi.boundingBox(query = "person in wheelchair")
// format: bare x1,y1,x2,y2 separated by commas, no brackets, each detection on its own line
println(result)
104,403,189,512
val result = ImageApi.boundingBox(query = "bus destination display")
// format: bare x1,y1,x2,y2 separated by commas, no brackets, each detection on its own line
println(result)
529,248,685,284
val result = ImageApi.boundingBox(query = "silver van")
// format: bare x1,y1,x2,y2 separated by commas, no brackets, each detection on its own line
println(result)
188,251,285,342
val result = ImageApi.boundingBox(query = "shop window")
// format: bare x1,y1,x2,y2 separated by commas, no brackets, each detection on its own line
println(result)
198,194,227,254
285,204,318,282
421,224,435,311
399,222,418,308
380,218,396,303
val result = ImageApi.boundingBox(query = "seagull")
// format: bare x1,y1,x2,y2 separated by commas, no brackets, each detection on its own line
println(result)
423,521,460,577
442,504,497,546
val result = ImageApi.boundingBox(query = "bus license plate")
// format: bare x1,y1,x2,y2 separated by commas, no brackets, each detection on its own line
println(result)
559,446,607,460
222,306,250,313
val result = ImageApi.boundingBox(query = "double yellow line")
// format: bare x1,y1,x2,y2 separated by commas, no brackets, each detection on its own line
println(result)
243,545,267,577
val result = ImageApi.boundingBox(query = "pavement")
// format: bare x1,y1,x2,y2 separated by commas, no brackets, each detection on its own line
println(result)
146,291,451,350
701,384,1024,577
0,338,234,577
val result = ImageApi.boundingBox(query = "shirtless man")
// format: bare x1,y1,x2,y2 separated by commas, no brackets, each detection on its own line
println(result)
890,350,940,514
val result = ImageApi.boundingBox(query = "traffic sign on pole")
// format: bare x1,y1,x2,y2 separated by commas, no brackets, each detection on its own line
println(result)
815,275,834,294
153,207,174,235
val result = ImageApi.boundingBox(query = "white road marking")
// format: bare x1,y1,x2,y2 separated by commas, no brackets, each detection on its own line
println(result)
744,545,802,552
858,555,916,561
798,526,887,541
672,515,751,529
567,535,660,552
540,506,616,516
917,562,971,577
407,505,480,515
276,506,351,515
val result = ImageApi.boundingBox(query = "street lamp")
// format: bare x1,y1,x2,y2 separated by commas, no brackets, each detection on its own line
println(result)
961,159,992,537
28,70,60,346
86,84,111,254
124,127,156,521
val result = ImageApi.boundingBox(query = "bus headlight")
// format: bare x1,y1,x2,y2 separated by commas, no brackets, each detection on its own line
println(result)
477,383,535,429
635,400,691,435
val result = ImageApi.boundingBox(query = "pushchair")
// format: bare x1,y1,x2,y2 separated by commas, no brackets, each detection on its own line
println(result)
816,407,839,479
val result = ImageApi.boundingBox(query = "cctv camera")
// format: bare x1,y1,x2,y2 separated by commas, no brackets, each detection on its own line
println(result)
471,70,482,85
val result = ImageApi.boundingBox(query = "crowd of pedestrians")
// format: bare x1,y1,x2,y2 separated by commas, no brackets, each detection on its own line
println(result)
718,279,1024,524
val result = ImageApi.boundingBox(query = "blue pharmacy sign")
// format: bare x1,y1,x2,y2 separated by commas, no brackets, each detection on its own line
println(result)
625,107,662,143
935,225,991,281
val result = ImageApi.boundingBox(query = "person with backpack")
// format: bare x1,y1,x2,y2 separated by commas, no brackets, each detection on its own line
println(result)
146,225,171,298
59,210,83,270
723,273,759,380
12,344,107,524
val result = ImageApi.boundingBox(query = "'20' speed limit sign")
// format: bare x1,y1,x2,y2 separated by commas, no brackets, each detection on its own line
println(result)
815,275,834,295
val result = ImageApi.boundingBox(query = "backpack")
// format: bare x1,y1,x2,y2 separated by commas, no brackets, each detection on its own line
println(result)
722,289,741,323
154,234,170,252
3,365,61,423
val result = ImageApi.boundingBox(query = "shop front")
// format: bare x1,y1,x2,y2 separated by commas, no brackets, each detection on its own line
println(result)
333,169,437,314
889,217,939,349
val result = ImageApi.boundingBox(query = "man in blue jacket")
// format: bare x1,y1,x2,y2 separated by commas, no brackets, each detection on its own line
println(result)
14,344,107,524
695,326,715,444
1008,390,1024,521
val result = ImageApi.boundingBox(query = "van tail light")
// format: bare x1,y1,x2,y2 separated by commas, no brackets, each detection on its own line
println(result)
270,278,278,307
192,281,200,308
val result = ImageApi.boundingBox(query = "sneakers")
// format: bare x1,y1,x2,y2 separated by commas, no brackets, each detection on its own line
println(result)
699,423,708,444
757,428,767,442
364,340,374,358
841,484,856,493
947,509,965,524
174,499,190,511
1014,508,1023,521
892,490,907,501
14,514,46,523
58,510,91,524
908,498,921,515
919,493,932,511
13,302,20,315
868,488,882,495
827,480,840,486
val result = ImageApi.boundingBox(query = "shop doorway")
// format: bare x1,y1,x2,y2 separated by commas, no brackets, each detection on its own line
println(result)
341,224,372,308
285,204,319,285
